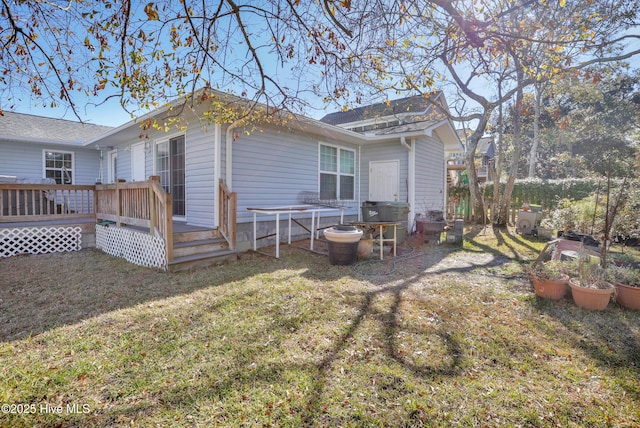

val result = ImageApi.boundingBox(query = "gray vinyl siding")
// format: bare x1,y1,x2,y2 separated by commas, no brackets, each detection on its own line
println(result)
184,127,216,228
360,141,409,204
232,127,360,224
0,140,100,184
414,135,445,215
74,149,101,184
95,124,218,227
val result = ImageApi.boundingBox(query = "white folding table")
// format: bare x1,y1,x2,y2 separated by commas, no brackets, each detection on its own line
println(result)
247,205,345,258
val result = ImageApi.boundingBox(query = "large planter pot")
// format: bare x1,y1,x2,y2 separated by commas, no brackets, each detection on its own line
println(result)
568,278,614,310
323,225,363,243
324,225,363,266
615,283,640,310
530,274,569,300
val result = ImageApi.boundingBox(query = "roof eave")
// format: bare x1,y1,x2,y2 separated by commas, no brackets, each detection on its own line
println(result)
0,134,86,146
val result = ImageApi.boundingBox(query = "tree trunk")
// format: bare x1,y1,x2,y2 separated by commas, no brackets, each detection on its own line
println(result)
465,115,492,224
528,83,544,178
490,81,506,225
466,138,485,223
496,57,526,226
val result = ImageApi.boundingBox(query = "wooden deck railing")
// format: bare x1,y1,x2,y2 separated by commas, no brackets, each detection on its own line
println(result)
2,178,236,264
95,180,150,227
0,183,95,222
95,176,174,262
149,177,174,262
219,179,237,250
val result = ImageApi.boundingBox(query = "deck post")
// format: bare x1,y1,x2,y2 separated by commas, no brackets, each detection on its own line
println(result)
165,194,173,263
115,179,122,226
149,176,159,235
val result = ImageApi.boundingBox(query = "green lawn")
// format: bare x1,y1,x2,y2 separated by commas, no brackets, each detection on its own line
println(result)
1,227,638,427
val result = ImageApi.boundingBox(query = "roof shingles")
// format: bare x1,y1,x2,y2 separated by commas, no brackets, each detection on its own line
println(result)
0,112,112,145
320,94,441,126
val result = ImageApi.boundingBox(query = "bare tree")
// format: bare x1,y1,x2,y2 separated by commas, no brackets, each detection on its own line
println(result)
0,0,388,125
359,0,640,223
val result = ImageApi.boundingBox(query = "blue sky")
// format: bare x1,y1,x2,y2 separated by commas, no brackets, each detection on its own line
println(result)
6,4,640,129
12,52,639,129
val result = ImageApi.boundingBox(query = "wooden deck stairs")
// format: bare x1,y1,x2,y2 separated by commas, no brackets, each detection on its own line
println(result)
169,228,237,272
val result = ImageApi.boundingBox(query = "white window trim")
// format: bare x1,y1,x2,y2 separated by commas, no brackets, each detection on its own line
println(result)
152,132,186,175
42,149,75,184
153,133,187,220
107,149,118,184
318,142,356,201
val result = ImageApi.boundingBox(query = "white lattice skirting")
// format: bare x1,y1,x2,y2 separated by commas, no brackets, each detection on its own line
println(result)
95,224,167,270
0,226,82,258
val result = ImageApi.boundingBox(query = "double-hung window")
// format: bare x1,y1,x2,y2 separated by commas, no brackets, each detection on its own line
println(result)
319,144,355,201
44,150,73,184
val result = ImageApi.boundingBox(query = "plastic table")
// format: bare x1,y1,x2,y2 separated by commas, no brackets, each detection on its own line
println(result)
247,205,345,258
350,221,401,260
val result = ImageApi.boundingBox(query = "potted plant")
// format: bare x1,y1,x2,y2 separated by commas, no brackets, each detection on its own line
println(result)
612,252,636,267
535,218,555,241
568,256,615,310
529,260,571,300
607,265,640,310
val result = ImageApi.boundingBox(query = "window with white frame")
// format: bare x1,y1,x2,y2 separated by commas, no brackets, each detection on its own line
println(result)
44,150,73,184
319,143,355,201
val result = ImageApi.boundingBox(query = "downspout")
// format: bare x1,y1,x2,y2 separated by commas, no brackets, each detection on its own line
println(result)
225,120,243,190
400,136,411,151
443,149,448,221
358,144,362,221
214,124,221,228
405,137,416,228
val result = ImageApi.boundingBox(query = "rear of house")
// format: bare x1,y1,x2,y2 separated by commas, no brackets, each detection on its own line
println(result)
2,91,461,268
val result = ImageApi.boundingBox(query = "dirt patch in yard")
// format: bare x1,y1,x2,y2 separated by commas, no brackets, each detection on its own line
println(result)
0,226,532,342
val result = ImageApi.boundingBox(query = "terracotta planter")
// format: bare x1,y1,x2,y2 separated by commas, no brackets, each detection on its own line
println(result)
615,283,640,310
568,278,614,310
530,274,569,300
357,238,373,258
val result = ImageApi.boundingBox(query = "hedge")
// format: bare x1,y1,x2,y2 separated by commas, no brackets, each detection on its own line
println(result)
451,177,628,210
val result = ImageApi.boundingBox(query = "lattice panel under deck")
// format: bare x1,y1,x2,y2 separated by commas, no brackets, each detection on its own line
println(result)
0,227,82,258
96,224,166,270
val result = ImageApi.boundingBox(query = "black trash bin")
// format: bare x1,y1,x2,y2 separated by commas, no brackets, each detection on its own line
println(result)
361,201,381,222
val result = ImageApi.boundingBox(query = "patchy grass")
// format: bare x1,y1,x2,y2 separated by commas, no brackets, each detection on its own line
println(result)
0,226,638,427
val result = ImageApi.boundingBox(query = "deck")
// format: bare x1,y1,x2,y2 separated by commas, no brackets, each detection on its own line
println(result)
1,179,237,270
0,217,96,230
0,219,211,234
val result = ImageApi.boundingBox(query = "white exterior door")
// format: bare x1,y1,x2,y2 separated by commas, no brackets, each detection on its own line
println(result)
369,160,400,201
131,143,146,182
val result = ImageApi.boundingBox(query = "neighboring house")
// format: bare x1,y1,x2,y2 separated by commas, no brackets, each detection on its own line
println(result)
0,112,111,184
320,92,462,217
448,131,496,186
1,90,461,269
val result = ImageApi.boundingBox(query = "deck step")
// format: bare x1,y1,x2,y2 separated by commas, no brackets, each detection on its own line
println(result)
168,249,238,272
173,238,229,258
173,228,220,244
